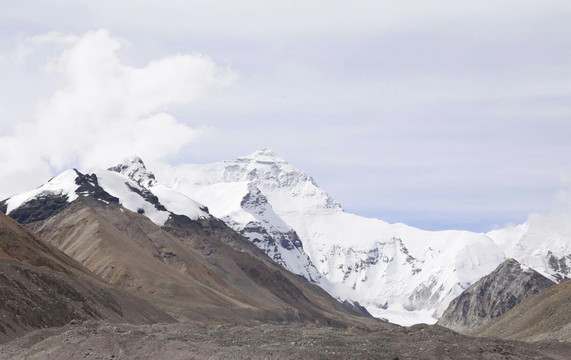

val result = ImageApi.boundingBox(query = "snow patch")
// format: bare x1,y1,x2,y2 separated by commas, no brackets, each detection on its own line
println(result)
151,184,209,221
94,170,170,226
5,169,80,214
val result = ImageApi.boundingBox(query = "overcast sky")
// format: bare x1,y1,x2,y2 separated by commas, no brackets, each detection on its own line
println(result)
2,1,571,232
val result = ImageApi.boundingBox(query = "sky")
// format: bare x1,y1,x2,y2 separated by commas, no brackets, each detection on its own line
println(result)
2,1,571,232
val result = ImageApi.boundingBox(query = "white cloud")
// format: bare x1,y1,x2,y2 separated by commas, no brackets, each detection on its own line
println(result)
0,29,235,198
13,32,80,64
0,137,53,199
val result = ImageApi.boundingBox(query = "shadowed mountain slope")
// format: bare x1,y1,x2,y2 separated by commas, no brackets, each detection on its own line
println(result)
469,278,571,342
0,212,174,343
437,259,555,333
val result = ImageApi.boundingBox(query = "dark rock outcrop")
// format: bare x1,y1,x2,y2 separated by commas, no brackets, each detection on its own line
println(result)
469,276,571,342
1,194,70,225
74,170,120,204
437,258,555,333
546,250,571,281
108,156,158,188
0,169,119,225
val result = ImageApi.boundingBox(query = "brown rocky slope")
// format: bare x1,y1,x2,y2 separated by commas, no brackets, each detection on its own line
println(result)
18,193,372,327
0,212,174,343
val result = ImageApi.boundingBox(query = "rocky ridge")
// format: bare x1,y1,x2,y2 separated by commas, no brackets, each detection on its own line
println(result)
437,258,556,332
469,276,571,342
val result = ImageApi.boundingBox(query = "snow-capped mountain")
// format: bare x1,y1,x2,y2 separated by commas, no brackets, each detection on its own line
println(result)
159,149,571,325
487,213,571,282
1,158,210,227
4,150,570,326
160,154,325,284
0,155,324,285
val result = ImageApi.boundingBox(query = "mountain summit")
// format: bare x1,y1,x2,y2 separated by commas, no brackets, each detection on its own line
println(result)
241,148,286,162
158,150,571,325
1,164,209,227
108,156,158,188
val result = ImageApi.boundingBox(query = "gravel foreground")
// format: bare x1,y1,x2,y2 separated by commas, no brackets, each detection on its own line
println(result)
1,321,570,360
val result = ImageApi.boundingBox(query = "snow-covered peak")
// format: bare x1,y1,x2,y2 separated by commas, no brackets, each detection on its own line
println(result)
487,213,571,281
165,150,342,212
92,170,209,225
4,163,210,227
239,148,287,163
108,155,157,188
3,169,81,214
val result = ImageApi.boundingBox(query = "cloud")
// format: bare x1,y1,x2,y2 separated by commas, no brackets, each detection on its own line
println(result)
555,172,571,211
0,29,235,198
13,32,80,64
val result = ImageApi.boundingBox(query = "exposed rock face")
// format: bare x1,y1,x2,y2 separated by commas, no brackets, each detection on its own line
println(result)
437,259,555,333
341,300,374,318
74,170,120,205
108,156,157,188
234,184,323,283
1,194,70,225
546,251,571,281
241,185,303,250
469,277,571,342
